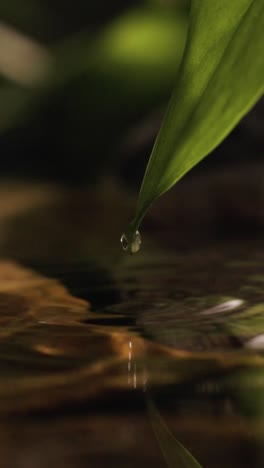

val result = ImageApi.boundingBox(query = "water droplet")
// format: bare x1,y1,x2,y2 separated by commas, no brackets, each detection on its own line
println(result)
120,230,141,254
120,233,129,251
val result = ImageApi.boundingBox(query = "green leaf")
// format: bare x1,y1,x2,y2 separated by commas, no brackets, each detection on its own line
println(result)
147,397,203,468
132,0,264,230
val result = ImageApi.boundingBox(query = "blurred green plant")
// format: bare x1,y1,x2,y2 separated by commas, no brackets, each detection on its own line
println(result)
129,0,264,234
0,2,188,180
90,7,187,99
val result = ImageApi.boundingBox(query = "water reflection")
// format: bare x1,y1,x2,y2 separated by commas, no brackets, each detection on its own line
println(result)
199,298,244,316
0,245,263,466
246,334,264,349
127,340,132,385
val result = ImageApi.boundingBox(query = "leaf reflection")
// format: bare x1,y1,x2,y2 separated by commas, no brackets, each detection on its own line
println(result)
147,397,203,467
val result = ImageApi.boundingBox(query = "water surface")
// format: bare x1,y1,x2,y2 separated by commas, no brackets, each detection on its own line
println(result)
0,177,263,467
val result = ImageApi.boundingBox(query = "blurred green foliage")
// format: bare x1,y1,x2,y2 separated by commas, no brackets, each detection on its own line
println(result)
0,0,189,181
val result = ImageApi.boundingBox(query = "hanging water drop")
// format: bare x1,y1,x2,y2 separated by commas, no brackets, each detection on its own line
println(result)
120,233,129,251
120,230,141,254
